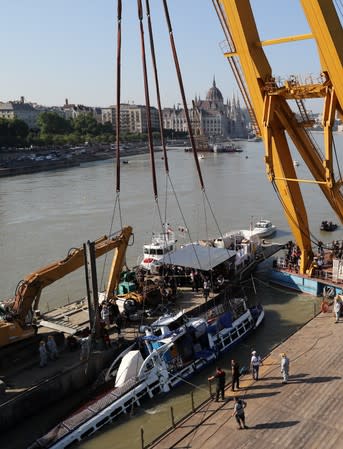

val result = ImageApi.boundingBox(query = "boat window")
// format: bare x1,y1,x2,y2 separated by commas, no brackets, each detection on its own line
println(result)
156,249,164,255
230,330,238,340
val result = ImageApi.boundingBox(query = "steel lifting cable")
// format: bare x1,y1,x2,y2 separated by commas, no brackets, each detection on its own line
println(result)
137,0,158,199
99,1,125,290
162,0,205,191
145,0,169,175
202,191,215,289
144,0,174,267
116,0,122,194
271,180,320,247
162,0,229,263
167,174,203,268
202,188,233,259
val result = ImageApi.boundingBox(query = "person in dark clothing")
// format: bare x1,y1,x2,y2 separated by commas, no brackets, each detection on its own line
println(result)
115,314,122,336
231,359,240,391
208,367,226,401
232,396,247,429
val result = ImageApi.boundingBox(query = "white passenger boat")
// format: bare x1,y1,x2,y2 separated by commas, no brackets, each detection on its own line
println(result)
139,224,177,272
242,219,276,239
31,299,264,449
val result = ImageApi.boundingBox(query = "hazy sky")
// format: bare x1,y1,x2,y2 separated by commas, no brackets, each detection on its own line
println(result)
0,1,332,108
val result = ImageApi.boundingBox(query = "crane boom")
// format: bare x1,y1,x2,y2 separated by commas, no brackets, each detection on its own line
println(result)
0,226,133,347
217,0,343,273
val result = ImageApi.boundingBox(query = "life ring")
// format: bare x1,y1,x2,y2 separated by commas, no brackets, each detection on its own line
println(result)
321,301,329,313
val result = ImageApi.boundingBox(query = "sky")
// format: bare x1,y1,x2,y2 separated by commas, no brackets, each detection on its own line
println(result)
0,0,336,109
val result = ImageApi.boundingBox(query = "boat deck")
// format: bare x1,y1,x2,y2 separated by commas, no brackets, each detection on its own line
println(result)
148,306,342,449
0,287,212,405
0,240,283,403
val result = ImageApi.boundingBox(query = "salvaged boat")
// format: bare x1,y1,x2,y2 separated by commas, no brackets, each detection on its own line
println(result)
30,298,264,449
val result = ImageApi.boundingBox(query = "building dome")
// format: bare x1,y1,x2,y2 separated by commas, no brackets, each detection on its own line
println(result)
206,77,223,103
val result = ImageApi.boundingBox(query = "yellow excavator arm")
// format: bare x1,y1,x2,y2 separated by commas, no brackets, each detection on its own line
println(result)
217,0,343,273
0,226,133,347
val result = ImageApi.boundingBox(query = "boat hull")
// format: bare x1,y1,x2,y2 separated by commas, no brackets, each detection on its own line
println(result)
32,304,264,449
270,269,343,297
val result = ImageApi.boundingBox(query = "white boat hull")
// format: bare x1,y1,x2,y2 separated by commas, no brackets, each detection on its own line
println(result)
31,302,264,449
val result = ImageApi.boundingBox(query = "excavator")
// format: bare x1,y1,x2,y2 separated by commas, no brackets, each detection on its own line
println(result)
0,226,133,347
215,0,343,274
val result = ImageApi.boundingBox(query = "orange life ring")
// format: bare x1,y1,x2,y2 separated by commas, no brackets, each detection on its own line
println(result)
321,301,329,313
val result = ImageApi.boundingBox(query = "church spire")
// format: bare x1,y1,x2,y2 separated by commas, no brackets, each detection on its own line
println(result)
213,75,216,88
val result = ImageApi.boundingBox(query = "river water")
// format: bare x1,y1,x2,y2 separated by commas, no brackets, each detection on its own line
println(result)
1,134,342,448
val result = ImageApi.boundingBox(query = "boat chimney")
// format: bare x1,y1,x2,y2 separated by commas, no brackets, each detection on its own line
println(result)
20,96,25,104
65,98,69,106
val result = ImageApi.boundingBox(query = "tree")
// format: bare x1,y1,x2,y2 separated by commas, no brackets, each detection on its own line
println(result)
72,113,100,136
37,112,72,135
0,117,29,146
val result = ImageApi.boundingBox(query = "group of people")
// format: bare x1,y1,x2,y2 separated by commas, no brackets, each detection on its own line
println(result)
207,350,291,429
39,335,59,368
284,241,302,272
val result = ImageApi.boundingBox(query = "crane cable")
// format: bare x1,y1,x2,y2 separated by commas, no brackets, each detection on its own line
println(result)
271,180,320,247
137,0,158,199
115,0,122,195
145,0,169,175
99,0,124,291
145,0,205,272
144,0,173,271
162,0,204,191
162,0,232,270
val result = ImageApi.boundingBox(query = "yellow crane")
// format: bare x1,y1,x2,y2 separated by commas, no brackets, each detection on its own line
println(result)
215,0,343,274
0,226,132,347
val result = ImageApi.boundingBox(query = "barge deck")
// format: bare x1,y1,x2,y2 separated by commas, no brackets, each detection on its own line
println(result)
148,305,341,449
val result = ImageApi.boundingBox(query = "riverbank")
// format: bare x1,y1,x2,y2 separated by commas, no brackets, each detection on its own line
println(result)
0,142,165,177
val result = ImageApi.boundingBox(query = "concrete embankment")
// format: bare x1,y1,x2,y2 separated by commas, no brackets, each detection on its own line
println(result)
148,308,341,449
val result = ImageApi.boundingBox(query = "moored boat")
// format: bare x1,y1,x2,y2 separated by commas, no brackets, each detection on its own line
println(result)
212,142,243,153
139,224,177,272
30,298,264,449
320,220,338,232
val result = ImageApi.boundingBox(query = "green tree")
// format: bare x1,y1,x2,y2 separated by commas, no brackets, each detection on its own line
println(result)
0,117,29,146
37,112,72,135
72,113,100,136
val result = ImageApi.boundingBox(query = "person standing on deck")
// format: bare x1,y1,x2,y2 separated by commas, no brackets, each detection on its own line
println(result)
39,340,48,368
333,296,341,323
208,367,226,401
80,335,91,361
47,335,58,360
250,350,262,380
203,278,210,302
101,302,110,329
280,353,290,383
231,359,240,391
232,396,247,429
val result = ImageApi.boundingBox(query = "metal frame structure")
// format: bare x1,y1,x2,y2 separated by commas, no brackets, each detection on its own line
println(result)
216,0,343,273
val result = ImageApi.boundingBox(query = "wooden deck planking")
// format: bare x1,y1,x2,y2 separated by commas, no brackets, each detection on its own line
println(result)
149,312,343,449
